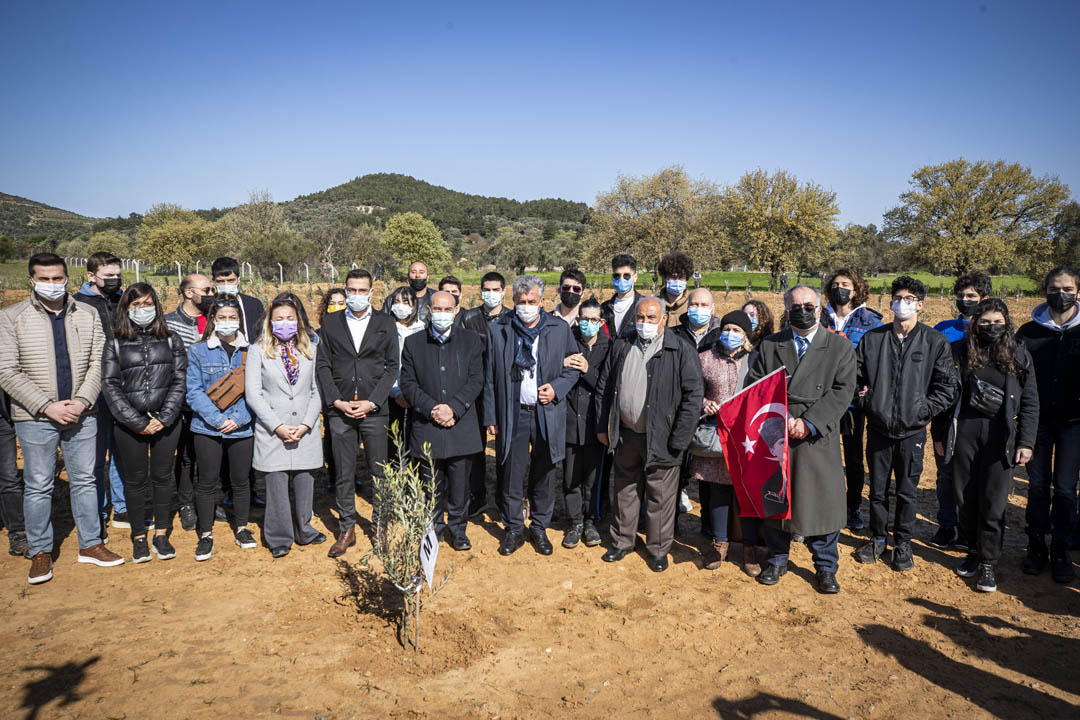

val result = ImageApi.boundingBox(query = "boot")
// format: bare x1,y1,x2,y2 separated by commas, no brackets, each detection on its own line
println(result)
703,541,728,570
742,545,761,578
1022,533,1048,575
328,527,356,558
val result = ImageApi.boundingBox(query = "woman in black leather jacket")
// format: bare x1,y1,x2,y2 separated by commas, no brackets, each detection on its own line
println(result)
102,283,187,564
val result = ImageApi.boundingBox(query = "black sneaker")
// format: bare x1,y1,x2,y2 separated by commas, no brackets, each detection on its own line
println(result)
8,533,28,558
928,526,957,549
975,563,997,593
582,522,602,547
234,527,257,549
892,541,915,571
854,537,886,564
111,511,131,529
1022,535,1049,575
195,535,214,562
132,537,151,564
179,504,196,532
956,554,980,578
953,532,970,552
151,535,176,560
846,509,864,531
1051,549,1075,584
562,524,583,549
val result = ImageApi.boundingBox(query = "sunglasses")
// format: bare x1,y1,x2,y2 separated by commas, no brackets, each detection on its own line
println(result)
789,303,817,313
560,284,583,295
612,272,633,280
213,298,240,309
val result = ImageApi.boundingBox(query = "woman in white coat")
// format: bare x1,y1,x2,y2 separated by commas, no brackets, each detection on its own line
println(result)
245,296,326,557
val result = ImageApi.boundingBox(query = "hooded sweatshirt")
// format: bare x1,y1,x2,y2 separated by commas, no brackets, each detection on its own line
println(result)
1015,302,1080,424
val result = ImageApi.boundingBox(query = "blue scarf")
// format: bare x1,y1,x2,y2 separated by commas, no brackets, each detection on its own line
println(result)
510,310,547,381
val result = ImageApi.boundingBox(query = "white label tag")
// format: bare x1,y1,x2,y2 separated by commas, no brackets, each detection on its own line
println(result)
419,524,439,592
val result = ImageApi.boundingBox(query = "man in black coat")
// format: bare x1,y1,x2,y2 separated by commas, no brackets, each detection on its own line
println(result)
399,291,485,550
854,276,958,571
315,268,399,558
599,253,644,342
210,257,265,341
595,297,704,572
483,275,580,557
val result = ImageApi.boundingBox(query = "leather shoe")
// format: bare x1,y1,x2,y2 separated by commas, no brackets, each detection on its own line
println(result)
299,532,327,546
451,535,472,552
270,546,290,558
757,563,788,586
498,531,524,556
648,554,668,572
531,529,554,556
328,527,356,558
815,570,840,594
602,547,629,563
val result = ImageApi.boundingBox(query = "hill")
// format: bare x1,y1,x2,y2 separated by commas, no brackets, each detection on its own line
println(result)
0,192,97,243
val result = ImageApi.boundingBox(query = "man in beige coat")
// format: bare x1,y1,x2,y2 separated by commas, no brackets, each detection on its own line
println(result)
0,253,124,584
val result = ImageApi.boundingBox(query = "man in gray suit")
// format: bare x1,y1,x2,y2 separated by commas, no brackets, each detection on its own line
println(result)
745,284,857,594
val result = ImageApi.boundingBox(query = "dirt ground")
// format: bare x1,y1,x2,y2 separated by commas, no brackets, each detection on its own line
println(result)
1,294,1077,719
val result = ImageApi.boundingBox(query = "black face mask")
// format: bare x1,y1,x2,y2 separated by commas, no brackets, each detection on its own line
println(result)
975,324,1007,344
956,298,979,317
829,287,851,308
409,277,428,292
788,307,817,330
560,291,582,308
196,294,215,314
101,278,122,295
1046,291,1077,314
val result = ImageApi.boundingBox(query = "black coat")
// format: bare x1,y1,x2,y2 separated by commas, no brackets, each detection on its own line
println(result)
1015,311,1080,424
595,331,704,468
399,326,485,459
315,310,399,416
565,330,611,446
238,293,265,342
102,328,187,432
856,322,959,439
460,303,509,352
672,313,723,350
599,291,644,342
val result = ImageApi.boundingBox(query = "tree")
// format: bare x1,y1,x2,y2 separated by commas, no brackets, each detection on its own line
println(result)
86,229,132,258
1049,201,1080,271
243,228,317,279
215,190,290,257
489,222,551,275
585,166,729,272
883,159,1071,276
719,169,839,291
383,212,450,278
0,234,16,262
305,221,393,279
55,237,88,260
136,203,214,266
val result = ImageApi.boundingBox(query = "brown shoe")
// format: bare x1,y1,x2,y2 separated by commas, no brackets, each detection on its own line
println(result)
77,543,124,567
743,545,761,578
703,541,728,570
28,552,53,584
328,527,356,558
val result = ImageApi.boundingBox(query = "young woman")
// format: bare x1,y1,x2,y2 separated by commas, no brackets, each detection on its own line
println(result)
245,296,325,557
691,310,762,575
741,299,775,349
937,299,1038,592
102,283,187,563
186,296,255,561
317,288,347,325
387,285,426,438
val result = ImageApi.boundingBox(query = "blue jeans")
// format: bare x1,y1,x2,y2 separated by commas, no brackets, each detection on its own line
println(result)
934,451,957,530
17,414,100,556
94,405,126,515
764,526,841,573
1025,422,1080,546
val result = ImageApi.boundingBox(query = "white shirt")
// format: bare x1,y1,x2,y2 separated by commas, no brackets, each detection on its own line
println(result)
612,294,634,334
552,305,578,327
826,303,865,334
346,309,372,353
518,335,540,406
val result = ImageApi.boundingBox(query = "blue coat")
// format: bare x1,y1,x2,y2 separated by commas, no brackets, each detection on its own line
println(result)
823,305,883,348
186,334,254,438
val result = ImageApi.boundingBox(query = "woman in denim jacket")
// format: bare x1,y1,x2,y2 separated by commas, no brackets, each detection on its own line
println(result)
186,296,255,561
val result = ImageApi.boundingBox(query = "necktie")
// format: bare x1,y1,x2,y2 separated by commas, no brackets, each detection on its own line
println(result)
795,335,809,359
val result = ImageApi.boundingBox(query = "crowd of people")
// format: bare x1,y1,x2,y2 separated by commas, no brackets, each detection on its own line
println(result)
0,250,1077,596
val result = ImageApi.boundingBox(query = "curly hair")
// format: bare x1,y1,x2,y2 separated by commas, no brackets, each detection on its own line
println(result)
891,275,927,301
953,271,992,298
317,287,346,325
964,298,1017,376
742,299,775,348
657,252,694,280
823,268,870,307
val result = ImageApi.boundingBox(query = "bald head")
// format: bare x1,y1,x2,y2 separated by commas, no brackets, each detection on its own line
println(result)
688,287,713,307
636,296,666,328
429,290,457,313
180,273,213,315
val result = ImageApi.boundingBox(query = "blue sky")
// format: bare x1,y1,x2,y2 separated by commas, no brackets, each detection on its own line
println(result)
1,1,1077,225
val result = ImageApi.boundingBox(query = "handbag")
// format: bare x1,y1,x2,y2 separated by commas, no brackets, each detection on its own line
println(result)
689,414,724,458
967,373,1004,417
206,350,247,411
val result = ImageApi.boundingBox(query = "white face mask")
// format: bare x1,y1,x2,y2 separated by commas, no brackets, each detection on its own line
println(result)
346,291,371,313
391,303,412,320
34,281,67,301
891,299,918,320
216,283,239,296
214,319,240,337
515,304,540,324
482,290,504,309
431,311,455,332
128,306,157,327
636,321,660,341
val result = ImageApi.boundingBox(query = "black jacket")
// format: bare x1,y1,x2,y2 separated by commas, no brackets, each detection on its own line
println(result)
672,313,723,350
565,329,611,446
315,310,399,416
382,287,431,324
102,328,187,432
595,330,704,468
399,326,485,459
460,304,509,351
599,291,644,343
74,286,121,342
1015,310,1080,424
238,293,265,341
856,322,959,439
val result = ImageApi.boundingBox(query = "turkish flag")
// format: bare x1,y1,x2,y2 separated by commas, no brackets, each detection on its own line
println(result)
716,368,791,519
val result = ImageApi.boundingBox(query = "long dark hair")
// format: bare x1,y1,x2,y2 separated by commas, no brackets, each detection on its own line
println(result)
388,285,418,325
317,287,346,324
113,283,170,340
823,267,870,307
742,299,775,348
964,298,1017,376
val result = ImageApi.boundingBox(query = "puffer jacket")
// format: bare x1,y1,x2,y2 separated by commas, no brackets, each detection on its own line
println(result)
102,326,187,432
0,294,104,422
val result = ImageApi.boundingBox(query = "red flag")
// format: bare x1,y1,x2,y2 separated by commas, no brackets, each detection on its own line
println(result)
716,368,791,519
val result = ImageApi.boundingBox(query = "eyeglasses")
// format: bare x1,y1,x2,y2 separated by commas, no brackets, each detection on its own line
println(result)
560,284,583,295
891,295,919,305
789,303,817,312
612,272,633,280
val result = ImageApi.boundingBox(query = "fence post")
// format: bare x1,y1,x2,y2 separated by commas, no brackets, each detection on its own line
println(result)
303,263,310,285
277,263,283,284
175,261,182,283
133,260,141,283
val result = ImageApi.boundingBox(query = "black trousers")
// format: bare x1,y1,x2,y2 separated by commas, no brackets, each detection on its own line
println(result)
193,434,253,535
866,427,925,543
115,420,182,538
843,409,867,512
172,410,196,507
468,413,489,504
0,411,23,538
499,405,555,535
952,415,1011,565
425,454,471,541
563,441,602,525
329,412,388,532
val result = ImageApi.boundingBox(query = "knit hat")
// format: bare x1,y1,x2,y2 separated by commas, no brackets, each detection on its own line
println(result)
719,310,752,336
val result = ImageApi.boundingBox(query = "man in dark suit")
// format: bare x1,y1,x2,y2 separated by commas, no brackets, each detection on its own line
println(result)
315,268,399,558
599,253,644,342
399,291,485,550
483,275,580,556
745,284,857,594
211,257,265,340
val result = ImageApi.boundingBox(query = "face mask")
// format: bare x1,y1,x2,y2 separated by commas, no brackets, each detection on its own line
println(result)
666,279,687,297
515,304,540,324
891,299,918,320
829,287,851,308
408,277,428,292
34,281,67,301
391,303,413,320
482,290,503,308
195,294,215,314
431,311,454,332
560,291,582,308
346,292,371,313
216,284,238,296
613,277,634,295
788,306,817,331
956,298,980,317
214,319,240,337
719,330,745,351
636,321,660,341
687,307,711,327
327,303,345,314
749,317,759,332
128,306,156,327
579,319,601,338
1047,291,1077,314
271,320,297,341
101,278,122,295
975,324,1007,344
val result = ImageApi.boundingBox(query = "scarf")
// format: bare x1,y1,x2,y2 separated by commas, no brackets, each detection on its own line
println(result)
510,310,547,381
279,340,300,385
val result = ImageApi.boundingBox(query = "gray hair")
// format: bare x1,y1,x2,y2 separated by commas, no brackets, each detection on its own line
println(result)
784,283,821,308
512,274,545,301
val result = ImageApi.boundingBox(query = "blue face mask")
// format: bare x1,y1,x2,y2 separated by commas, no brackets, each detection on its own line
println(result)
579,319,601,338
613,277,634,294
666,279,687,296
687,307,711,327
749,317,759,332
720,330,745,351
